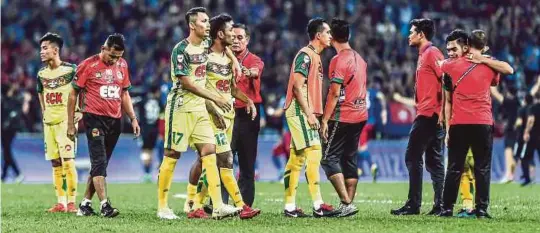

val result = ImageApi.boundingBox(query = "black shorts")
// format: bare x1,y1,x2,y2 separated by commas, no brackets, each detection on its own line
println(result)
321,120,366,178
141,126,158,149
504,129,517,148
83,113,121,177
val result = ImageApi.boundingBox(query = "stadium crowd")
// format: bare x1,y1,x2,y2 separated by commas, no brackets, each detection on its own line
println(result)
2,0,539,135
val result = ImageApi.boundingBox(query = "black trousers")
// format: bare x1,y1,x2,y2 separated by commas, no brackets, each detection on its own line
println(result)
83,113,121,177
404,114,445,208
231,104,261,206
1,130,21,181
521,135,540,182
442,124,493,211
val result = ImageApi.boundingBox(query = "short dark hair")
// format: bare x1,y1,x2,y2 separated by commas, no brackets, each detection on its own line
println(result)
410,18,435,41
330,18,349,43
105,33,125,51
232,23,250,37
445,29,469,46
39,32,63,50
185,7,207,24
210,13,233,40
469,30,487,50
307,18,327,40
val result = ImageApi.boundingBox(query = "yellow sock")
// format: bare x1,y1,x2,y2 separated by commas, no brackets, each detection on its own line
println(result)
305,145,323,205
192,170,209,210
201,154,223,209
63,160,78,203
220,167,245,207
460,168,474,210
157,156,177,210
186,183,197,204
52,166,66,205
284,148,305,206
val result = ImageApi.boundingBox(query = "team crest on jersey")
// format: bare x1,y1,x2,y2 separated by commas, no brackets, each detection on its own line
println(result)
91,128,100,137
189,53,208,64
95,72,102,78
119,60,126,67
207,62,231,76
65,145,72,151
116,71,123,80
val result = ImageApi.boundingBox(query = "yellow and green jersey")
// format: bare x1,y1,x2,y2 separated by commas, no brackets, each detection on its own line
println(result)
168,38,210,113
36,62,76,124
206,50,235,119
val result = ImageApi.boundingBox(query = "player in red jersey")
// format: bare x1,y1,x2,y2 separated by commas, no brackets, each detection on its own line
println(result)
320,18,368,218
67,33,140,218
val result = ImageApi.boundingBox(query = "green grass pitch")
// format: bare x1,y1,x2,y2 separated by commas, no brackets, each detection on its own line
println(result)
2,182,540,233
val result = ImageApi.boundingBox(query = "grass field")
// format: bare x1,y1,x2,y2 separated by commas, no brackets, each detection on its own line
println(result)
2,182,540,233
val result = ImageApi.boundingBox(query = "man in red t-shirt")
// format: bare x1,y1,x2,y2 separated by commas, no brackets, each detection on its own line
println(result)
320,18,367,218
439,31,500,218
391,18,445,216
67,34,140,218
230,23,264,207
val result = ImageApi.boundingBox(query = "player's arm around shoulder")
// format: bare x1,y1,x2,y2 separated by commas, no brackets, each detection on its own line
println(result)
466,53,514,75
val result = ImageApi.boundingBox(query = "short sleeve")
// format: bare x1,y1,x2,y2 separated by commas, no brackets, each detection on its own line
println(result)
172,44,190,77
122,62,132,90
491,72,500,86
36,74,43,93
442,73,453,91
254,58,264,77
429,49,444,78
246,56,264,78
329,57,346,84
72,62,88,90
293,52,310,78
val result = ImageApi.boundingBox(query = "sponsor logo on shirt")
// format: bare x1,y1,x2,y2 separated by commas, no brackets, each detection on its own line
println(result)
99,85,121,99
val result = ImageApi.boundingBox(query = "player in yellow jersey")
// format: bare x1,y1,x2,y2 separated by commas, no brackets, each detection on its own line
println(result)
184,14,260,220
282,18,336,218
156,7,241,220
37,33,80,213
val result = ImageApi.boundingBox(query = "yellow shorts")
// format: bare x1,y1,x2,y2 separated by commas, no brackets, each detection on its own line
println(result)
44,120,76,160
286,115,320,151
210,117,233,154
164,110,215,152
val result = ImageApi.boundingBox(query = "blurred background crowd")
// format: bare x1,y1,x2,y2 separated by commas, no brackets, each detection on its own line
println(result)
2,0,539,138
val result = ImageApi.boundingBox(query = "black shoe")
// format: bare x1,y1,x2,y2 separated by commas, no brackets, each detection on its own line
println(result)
100,200,120,218
313,203,339,218
390,205,420,215
203,204,213,215
77,202,97,216
284,208,310,218
426,206,443,216
437,209,453,217
521,179,532,187
475,209,492,219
